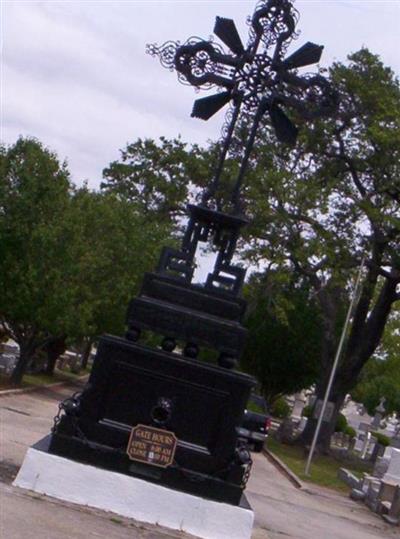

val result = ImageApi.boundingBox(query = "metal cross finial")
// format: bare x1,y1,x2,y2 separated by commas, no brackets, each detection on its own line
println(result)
148,0,337,211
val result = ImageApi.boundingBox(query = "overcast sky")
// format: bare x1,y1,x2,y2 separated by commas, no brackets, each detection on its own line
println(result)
2,1,400,189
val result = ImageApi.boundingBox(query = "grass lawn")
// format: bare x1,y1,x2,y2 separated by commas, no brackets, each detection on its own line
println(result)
0,367,90,391
267,437,372,493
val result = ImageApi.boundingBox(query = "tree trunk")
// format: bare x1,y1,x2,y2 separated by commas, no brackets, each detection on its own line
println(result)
9,343,36,386
80,338,93,370
44,335,67,375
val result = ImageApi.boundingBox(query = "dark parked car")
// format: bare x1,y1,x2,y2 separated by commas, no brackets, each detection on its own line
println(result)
238,394,271,452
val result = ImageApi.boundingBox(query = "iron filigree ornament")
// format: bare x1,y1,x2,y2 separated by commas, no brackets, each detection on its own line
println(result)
147,0,337,209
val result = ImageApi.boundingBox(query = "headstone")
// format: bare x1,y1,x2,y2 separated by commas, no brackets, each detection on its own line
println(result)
298,417,308,433
365,478,382,511
291,392,306,420
383,448,400,485
336,432,345,447
367,436,378,454
354,434,365,453
337,468,361,490
360,474,378,494
369,438,386,464
377,480,398,515
343,433,351,449
361,432,373,459
313,400,335,422
391,436,400,450
0,353,17,375
358,422,371,433
382,485,400,525
384,446,394,459
275,417,298,443
350,488,366,501
354,430,371,454
371,397,386,430
373,456,390,479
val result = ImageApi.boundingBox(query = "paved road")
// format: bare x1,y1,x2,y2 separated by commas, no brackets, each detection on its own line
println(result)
247,453,395,539
1,384,397,539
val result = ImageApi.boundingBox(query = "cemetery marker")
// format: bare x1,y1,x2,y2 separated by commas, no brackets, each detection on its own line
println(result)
14,3,337,537
50,0,336,507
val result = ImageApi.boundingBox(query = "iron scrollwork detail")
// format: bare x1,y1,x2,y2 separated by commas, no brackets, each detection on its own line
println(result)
148,0,337,145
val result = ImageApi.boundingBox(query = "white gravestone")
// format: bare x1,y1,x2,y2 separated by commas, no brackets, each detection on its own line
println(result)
298,417,308,432
371,397,386,430
291,392,307,420
383,448,400,486
354,434,365,453
361,432,372,460
384,446,394,460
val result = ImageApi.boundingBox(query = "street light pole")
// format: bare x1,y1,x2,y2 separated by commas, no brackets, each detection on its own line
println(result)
305,257,365,476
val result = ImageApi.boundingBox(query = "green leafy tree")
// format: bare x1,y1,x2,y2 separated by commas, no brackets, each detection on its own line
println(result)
0,139,173,385
66,188,172,347
241,273,322,404
101,137,211,227
0,138,75,384
236,49,400,450
351,311,400,415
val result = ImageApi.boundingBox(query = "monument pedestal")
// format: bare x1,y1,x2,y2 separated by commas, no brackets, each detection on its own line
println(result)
14,437,254,539
49,334,254,506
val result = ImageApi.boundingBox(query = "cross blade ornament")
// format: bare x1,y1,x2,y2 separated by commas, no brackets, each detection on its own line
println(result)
214,17,245,56
148,0,337,209
192,91,232,121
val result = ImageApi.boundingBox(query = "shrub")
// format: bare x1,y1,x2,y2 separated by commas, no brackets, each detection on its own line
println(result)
271,397,290,418
344,425,356,438
335,413,348,433
371,432,390,447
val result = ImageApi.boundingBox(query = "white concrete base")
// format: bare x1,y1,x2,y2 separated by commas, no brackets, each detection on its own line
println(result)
13,443,254,539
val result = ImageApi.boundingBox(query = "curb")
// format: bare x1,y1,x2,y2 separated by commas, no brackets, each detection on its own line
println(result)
263,447,304,489
0,375,89,397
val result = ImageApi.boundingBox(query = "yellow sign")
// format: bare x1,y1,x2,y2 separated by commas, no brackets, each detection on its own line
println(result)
126,424,177,468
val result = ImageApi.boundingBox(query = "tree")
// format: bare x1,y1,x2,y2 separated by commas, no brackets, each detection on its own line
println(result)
351,310,400,415
101,137,211,227
0,138,75,385
66,188,172,347
0,139,173,385
42,335,68,375
241,273,322,404
235,49,400,451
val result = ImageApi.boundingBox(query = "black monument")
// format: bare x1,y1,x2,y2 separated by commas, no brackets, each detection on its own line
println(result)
49,0,336,506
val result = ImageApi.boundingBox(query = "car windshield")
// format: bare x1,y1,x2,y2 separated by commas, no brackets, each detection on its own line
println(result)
247,394,267,414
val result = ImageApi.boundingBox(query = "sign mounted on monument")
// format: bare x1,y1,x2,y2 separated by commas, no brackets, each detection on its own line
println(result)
127,424,177,468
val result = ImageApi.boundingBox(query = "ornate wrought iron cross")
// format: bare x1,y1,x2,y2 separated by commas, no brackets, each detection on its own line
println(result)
148,0,337,212
146,0,337,296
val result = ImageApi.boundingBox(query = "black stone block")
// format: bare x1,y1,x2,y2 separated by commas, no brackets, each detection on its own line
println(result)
128,296,247,357
139,273,247,321
50,335,255,505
